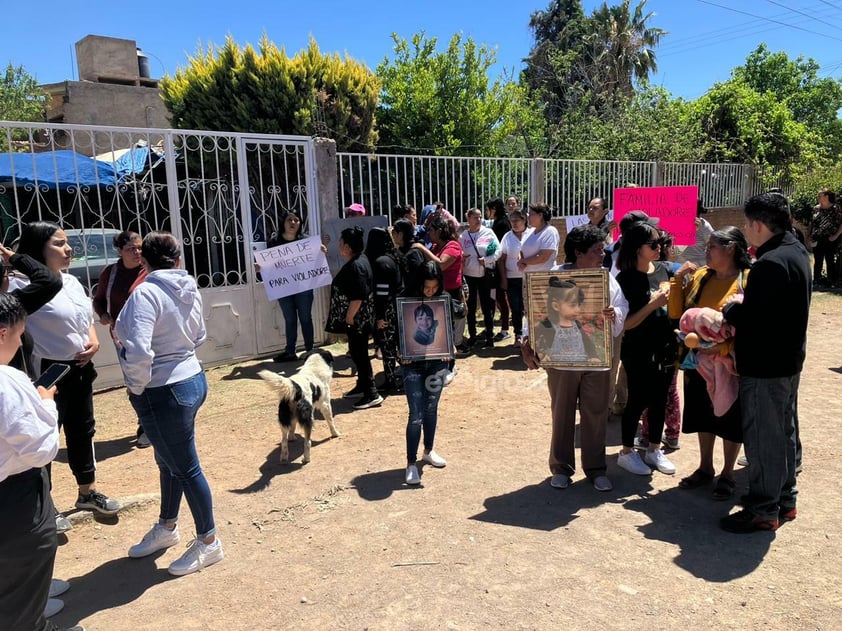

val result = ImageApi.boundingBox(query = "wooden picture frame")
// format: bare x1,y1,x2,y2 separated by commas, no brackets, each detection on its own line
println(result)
397,295,454,362
525,269,611,369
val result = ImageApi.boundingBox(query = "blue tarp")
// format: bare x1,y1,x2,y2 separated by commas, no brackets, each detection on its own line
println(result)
0,150,117,190
111,146,151,178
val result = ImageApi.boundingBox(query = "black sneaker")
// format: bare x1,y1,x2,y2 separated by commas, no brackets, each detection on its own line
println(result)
480,337,494,348
455,342,472,354
272,351,298,362
353,393,384,409
75,490,121,515
343,384,366,399
720,508,779,533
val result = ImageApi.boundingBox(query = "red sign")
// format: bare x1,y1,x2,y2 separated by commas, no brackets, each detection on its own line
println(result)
613,185,698,245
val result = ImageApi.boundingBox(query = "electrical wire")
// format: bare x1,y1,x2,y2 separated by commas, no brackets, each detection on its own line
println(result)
694,0,842,42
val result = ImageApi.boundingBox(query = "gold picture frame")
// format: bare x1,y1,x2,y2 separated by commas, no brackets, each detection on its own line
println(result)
525,269,611,369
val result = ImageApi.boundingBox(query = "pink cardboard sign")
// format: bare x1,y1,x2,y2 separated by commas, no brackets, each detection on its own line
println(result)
613,185,699,246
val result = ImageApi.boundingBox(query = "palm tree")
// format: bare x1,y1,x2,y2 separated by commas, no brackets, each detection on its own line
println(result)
584,0,665,100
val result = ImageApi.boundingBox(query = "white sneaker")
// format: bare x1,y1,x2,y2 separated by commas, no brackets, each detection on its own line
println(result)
737,455,749,467
422,450,447,468
49,579,70,598
550,474,570,489
443,371,455,387
644,448,676,474
128,523,180,558
617,450,652,476
405,465,421,485
44,598,64,618
167,537,224,577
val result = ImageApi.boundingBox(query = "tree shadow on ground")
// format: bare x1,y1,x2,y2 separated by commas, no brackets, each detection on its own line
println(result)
51,552,173,628
351,467,425,501
622,467,774,581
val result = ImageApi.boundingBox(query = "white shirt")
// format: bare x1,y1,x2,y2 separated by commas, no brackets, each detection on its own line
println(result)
459,226,501,278
519,225,560,272
500,228,534,279
8,273,93,363
0,365,59,482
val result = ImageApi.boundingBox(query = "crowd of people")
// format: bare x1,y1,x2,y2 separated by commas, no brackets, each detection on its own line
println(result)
0,190,813,630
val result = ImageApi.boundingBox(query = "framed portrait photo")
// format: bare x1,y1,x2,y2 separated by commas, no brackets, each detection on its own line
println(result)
525,269,611,369
397,295,454,362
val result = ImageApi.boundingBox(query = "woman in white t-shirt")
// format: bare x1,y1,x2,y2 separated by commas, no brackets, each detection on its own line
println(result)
498,208,534,349
459,208,500,349
518,203,560,273
14,221,120,518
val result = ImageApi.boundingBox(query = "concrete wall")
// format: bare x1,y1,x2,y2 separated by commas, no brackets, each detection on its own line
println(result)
45,81,169,128
76,35,139,82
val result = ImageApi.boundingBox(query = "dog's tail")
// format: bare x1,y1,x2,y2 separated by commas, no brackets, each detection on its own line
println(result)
257,370,296,400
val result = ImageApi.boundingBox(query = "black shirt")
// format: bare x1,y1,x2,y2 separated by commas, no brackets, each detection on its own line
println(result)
617,261,676,367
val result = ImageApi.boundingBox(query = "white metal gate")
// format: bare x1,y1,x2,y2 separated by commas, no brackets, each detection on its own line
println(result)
0,122,321,388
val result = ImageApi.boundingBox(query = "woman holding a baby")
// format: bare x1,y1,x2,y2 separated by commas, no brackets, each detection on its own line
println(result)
677,226,752,500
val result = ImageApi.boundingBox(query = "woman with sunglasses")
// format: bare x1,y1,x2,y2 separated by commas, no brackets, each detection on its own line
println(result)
615,221,679,477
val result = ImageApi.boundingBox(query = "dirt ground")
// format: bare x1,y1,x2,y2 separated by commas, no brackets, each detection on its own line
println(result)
48,291,841,631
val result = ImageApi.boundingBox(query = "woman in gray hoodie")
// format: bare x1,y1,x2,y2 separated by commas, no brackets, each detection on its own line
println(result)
114,231,223,577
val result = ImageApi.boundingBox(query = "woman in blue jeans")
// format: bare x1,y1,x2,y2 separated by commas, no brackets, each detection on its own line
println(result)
268,212,318,362
114,231,223,577
402,261,450,485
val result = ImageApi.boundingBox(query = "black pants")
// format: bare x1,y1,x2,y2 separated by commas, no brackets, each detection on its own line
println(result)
43,359,97,486
465,275,494,342
0,467,57,631
621,358,675,448
347,326,376,397
506,278,524,336
813,238,838,282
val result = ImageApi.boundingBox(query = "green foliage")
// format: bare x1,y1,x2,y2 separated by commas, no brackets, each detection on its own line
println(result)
0,63,46,123
789,165,842,225
376,32,518,155
159,35,379,151
0,63,47,152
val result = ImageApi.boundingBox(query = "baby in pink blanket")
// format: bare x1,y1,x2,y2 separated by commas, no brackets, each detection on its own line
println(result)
679,307,739,417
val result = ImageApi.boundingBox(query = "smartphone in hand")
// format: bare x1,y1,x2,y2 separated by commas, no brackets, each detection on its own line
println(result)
34,363,71,389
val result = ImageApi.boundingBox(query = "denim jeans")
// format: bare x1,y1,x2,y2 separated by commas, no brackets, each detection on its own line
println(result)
403,360,448,464
278,289,315,354
740,374,799,520
129,372,216,538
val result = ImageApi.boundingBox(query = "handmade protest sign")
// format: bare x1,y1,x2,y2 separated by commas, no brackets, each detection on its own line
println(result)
254,236,332,300
613,186,698,245
565,209,614,233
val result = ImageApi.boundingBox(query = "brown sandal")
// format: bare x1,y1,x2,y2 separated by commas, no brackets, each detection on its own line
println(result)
678,469,715,489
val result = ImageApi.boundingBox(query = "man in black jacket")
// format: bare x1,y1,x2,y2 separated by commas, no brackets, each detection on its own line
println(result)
719,192,811,533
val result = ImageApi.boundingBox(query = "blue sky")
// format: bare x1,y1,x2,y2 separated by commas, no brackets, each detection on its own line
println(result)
3,0,842,101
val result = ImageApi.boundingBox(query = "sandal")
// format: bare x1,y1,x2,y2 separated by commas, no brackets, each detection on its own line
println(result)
678,469,715,489
712,476,736,500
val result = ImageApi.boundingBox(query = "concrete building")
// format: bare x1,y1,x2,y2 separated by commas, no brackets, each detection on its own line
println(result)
41,35,171,153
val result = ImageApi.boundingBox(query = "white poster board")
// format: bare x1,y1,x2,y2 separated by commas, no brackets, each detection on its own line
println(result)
254,236,332,300
565,209,614,233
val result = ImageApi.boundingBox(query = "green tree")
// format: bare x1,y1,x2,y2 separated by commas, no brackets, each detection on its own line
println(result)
585,0,665,100
376,32,517,155
160,35,379,151
0,63,47,152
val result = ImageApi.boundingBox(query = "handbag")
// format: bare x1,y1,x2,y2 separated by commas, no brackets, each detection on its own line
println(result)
324,290,349,333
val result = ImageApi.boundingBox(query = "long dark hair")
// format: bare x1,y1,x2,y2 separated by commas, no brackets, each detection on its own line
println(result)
618,222,658,273
485,197,506,221
16,221,62,264
408,260,444,297
391,219,415,253
427,213,457,243
710,226,752,270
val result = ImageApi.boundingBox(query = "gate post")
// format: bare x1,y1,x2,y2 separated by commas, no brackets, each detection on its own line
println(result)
314,137,339,233
530,158,545,204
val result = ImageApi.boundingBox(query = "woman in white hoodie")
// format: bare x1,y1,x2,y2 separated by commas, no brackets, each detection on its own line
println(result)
115,232,223,577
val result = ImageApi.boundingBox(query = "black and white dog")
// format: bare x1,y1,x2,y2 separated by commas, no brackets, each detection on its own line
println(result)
258,350,339,464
